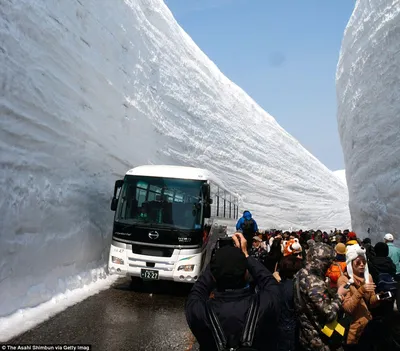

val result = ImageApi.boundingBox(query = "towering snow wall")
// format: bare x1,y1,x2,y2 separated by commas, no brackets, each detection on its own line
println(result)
336,0,400,243
1,0,350,317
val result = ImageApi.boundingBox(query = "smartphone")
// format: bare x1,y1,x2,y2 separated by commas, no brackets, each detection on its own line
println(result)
377,291,392,300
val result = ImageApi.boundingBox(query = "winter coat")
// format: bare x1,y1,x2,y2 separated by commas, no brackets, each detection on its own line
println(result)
337,273,379,345
185,256,280,351
369,256,397,284
293,243,342,351
236,211,258,234
250,245,268,263
363,243,376,261
368,256,397,318
387,243,400,274
264,244,283,274
277,278,299,351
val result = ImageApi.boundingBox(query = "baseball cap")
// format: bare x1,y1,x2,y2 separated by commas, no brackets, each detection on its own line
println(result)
253,236,262,242
210,246,248,290
384,233,394,241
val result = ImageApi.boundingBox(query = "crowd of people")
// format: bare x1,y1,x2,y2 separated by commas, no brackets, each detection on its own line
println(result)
185,211,400,351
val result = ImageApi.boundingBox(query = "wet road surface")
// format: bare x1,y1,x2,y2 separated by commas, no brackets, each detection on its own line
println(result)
8,277,199,351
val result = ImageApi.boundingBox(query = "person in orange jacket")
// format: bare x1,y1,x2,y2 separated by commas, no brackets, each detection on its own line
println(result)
326,243,347,290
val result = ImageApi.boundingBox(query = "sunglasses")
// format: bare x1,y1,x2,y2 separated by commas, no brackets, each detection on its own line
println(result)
354,259,366,266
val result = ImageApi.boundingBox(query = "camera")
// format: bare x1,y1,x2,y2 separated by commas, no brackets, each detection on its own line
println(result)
216,236,235,249
343,282,352,289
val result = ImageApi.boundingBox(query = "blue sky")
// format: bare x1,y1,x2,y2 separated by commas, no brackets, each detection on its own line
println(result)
164,0,355,171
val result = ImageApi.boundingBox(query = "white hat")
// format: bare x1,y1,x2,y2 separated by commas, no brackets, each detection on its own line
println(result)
346,244,370,283
384,233,394,241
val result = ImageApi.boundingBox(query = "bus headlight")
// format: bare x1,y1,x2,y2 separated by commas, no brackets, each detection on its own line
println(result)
178,264,195,272
112,256,124,265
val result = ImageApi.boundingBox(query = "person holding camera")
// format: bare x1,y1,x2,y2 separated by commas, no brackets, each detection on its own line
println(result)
185,232,280,351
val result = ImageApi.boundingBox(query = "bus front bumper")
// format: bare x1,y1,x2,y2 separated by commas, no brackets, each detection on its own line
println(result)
108,263,198,283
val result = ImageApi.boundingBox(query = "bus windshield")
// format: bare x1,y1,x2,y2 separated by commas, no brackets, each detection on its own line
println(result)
115,175,204,230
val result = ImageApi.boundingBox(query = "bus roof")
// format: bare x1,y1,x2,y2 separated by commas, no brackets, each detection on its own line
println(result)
126,165,217,181
125,165,239,201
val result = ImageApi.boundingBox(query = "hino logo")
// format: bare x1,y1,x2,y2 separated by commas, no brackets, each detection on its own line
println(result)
148,231,159,240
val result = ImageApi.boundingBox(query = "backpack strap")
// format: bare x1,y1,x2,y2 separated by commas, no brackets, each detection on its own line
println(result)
240,293,260,347
206,299,227,351
206,294,260,350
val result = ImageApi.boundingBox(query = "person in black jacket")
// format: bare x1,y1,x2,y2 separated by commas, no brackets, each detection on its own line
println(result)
361,237,376,261
368,242,397,319
276,255,303,351
369,242,397,281
185,232,280,351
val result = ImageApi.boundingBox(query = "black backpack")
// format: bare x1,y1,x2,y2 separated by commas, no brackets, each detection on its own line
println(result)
206,294,260,351
376,273,397,293
242,219,255,237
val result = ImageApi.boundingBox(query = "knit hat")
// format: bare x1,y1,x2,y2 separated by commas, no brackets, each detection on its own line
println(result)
347,231,357,240
345,244,370,283
335,243,346,255
374,242,389,257
210,246,247,290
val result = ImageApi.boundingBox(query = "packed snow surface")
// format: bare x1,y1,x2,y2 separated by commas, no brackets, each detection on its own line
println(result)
1,0,350,322
333,169,347,185
337,0,400,243
0,269,118,342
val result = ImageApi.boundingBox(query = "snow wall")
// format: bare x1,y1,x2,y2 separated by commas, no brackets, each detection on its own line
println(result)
337,0,400,243
1,0,350,317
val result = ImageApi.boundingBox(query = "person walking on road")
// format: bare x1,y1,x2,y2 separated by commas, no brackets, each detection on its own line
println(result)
236,210,258,252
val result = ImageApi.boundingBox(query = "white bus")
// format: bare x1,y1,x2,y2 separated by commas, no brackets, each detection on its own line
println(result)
108,165,240,283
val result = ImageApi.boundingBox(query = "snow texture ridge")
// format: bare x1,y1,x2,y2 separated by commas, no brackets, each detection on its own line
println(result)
336,0,400,243
1,0,349,318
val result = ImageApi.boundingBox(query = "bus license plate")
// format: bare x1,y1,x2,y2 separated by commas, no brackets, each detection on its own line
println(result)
141,269,159,280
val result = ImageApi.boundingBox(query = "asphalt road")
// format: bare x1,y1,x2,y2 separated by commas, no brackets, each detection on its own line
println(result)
7,277,199,351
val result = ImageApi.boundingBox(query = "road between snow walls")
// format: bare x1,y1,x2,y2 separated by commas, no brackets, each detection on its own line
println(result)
1,0,350,330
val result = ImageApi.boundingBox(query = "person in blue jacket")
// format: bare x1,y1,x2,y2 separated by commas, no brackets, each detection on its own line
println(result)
236,210,258,251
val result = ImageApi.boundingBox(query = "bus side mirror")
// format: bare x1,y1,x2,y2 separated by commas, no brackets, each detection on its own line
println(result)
111,179,124,211
114,179,124,196
111,197,118,211
204,204,211,218
202,183,211,201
